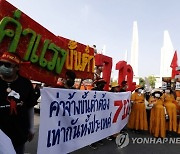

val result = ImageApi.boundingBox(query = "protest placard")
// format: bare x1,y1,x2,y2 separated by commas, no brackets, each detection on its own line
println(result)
37,87,131,154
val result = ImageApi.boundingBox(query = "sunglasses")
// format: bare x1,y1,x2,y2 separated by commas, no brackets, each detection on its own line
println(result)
0,61,15,68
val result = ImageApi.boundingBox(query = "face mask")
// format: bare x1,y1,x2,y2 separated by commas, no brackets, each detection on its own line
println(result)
0,65,14,77
138,89,142,93
155,93,160,98
165,90,170,93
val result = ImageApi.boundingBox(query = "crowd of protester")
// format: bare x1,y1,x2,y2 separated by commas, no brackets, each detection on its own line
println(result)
31,69,180,151
1,51,180,153
33,69,180,150
128,85,180,139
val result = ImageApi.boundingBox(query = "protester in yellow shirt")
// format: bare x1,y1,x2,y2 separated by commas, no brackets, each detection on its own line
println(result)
149,91,166,138
128,85,148,132
175,90,180,134
162,89,177,133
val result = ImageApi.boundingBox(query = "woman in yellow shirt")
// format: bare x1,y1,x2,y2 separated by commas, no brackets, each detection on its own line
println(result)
175,90,180,134
128,85,148,132
162,89,177,133
149,91,166,138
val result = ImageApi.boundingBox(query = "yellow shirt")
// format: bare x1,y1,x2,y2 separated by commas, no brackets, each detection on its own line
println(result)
162,93,175,103
131,92,144,103
149,96,163,106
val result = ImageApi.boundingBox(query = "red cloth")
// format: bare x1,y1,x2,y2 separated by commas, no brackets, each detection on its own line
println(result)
170,51,178,78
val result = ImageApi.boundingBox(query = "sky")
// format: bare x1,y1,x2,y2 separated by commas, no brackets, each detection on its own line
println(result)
6,0,180,78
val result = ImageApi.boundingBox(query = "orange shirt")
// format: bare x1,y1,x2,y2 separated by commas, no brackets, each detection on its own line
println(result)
131,92,144,103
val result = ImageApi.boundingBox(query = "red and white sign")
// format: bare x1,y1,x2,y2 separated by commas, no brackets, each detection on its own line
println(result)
38,88,131,154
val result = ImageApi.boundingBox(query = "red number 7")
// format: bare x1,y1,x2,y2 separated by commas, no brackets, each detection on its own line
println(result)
95,54,112,91
113,100,123,123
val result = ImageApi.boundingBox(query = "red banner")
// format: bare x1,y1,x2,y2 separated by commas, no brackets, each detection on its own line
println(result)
0,0,94,86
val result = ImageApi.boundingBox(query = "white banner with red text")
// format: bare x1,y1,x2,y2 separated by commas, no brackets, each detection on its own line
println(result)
37,87,131,154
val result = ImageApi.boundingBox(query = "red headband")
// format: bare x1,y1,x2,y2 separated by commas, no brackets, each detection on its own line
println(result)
0,52,21,64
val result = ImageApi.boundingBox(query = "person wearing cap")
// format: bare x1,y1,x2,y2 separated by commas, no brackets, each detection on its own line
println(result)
109,81,120,92
127,85,148,133
161,88,177,133
148,90,166,138
0,52,36,154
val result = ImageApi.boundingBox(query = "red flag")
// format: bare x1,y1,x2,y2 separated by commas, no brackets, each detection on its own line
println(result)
170,51,178,78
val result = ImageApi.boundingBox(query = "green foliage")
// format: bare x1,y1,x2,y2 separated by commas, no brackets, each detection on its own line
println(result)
139,77,145,88
147,75,156,88
139,76,156,89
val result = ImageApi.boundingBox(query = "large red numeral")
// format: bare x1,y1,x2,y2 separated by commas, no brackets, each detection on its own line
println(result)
95,55,136,91
126,64,136,91
116,61,136,92
95,54,112,91
116,61,127,84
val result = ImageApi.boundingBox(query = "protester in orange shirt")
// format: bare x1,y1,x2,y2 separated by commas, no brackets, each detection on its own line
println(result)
174,90,180,134
149,90,166,138
127,85,148,132
162,88,177,133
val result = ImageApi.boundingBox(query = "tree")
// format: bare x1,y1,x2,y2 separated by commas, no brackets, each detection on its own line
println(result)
139,77,145,88
148,75,156,88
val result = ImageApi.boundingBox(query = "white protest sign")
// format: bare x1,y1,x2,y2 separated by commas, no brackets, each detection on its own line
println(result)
0,129,16,154
37,87,131,154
